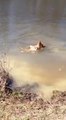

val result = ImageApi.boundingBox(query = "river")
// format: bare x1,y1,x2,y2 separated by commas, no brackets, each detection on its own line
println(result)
0,0,66,95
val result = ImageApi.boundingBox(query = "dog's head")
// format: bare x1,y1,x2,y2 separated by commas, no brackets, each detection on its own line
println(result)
39,41,46,48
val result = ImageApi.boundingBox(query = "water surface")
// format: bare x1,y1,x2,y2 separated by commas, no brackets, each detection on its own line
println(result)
0,0,66,94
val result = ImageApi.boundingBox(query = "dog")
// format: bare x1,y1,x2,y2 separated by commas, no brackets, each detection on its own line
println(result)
21,41,46,53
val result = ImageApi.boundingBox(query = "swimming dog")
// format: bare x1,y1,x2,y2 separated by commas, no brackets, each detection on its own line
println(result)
21,41,46,53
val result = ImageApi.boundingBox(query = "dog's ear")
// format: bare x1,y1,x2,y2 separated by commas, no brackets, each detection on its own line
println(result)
42,44,46,48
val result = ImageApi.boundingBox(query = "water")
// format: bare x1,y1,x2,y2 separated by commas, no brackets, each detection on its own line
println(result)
0,0,66,95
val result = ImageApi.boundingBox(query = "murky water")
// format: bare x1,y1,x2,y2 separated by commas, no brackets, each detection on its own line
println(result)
0,0,66,94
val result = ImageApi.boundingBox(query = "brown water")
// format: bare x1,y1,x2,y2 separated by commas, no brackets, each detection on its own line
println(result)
0,0,66,95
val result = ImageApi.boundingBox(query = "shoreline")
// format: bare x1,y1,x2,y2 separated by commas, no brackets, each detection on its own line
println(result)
0,69,66,120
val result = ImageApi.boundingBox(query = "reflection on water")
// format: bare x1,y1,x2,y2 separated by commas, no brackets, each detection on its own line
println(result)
0,0,66,94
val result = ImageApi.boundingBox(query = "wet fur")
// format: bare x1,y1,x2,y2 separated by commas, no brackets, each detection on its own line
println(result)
21,42,46,53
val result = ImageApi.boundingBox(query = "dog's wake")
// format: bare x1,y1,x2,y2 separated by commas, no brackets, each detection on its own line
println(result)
21,41,46,53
